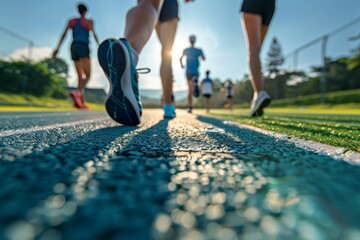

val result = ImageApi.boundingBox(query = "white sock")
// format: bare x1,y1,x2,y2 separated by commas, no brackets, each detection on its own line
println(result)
130,46,139,66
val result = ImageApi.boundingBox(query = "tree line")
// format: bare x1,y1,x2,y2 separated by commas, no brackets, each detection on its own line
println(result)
0,57,69,98
196,37,360,108
1,37,359,106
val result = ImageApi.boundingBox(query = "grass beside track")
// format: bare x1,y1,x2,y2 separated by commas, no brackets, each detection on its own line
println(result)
197,108,360,152
0,93,105,111
0,103,105,112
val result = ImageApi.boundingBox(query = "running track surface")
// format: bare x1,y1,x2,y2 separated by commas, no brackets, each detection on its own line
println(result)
0,110,359,240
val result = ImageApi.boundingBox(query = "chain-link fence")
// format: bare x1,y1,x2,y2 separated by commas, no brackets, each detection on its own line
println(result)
0,26,35,94
282,16,360,104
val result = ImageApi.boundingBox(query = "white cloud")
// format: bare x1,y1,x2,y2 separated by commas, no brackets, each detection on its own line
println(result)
4,46,52,62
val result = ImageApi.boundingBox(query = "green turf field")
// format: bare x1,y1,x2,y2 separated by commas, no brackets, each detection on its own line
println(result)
199,108,360,152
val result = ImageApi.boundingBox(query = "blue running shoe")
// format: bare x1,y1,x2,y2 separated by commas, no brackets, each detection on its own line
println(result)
193,77,199,97
194,85,200,98
187,106,193,113
98,38,142,125
163,104,176,119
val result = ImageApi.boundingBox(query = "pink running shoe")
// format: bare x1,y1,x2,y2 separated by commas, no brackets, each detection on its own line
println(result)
69,90,83,109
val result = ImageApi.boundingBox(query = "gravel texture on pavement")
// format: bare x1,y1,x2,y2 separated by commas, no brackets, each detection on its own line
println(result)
0,110,359,240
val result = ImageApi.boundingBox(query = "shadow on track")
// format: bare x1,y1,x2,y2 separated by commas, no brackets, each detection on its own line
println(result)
0,125,138,239
53,120,174,240
196,115,360,237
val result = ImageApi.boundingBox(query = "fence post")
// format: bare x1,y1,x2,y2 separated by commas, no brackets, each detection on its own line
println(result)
22,42,34,94
320,36,328,104
293,51,299,71
0,26,35,94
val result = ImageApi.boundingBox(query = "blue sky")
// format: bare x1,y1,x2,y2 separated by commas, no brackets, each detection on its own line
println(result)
1,0,360,91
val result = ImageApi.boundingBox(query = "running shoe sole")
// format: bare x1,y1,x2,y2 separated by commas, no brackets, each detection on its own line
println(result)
251,98,271,117
98,39,141,125
164,111,176,119
254,108,264,117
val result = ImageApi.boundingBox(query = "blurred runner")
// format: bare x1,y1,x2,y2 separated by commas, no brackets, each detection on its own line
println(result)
201,70,214,113
224,80,234,110
180,35,206,113
241,0,275,116
157,0,180,118
53,3,100,109
98,0,192,125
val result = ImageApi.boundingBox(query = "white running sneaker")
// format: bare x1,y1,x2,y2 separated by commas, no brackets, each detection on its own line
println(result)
249,91,271,117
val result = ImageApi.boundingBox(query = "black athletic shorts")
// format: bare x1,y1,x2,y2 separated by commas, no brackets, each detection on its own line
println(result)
241,0,276,26
186,73,199,82
159,0,179,22
71,42,90,61
203,94,211,98
227,95,233,99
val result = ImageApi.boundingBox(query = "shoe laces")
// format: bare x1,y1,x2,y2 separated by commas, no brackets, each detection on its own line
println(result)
136,68,151,74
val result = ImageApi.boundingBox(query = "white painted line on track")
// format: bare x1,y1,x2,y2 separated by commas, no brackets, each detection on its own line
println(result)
0,118,110,137
0,111,104,120
0,112,70,119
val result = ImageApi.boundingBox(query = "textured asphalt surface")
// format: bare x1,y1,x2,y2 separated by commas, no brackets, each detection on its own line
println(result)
0,110,360,240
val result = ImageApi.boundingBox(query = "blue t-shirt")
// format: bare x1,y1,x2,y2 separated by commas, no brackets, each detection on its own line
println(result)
183,47,204,74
